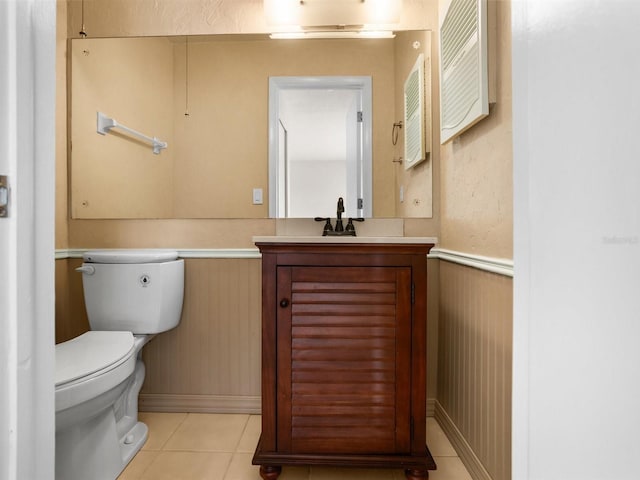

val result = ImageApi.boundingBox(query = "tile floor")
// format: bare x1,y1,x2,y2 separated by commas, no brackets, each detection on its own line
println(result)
118,413,473,480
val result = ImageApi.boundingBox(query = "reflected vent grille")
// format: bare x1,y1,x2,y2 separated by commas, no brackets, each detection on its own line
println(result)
404,54,425,170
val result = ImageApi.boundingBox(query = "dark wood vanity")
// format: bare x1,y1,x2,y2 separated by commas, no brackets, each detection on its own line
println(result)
252,238,436,480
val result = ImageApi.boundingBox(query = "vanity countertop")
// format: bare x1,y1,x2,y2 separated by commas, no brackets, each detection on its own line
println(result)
253,235,438,245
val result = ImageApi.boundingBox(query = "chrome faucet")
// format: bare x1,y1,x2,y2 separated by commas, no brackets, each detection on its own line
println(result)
314,197,364,236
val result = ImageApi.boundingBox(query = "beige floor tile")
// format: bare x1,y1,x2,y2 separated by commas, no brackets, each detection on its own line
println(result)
117,450,159,480
426,418,458,457
139,412,188,451
236,415,262,453
224,452,263,480
163,413,249,452
428,457,473,480
310,467,397,480
140,451,232,480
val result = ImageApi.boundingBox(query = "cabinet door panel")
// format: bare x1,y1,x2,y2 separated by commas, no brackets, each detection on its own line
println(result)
277,266,412,455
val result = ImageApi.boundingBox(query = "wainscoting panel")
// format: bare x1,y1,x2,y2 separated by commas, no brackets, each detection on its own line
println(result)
55,254,440,414
437,261,512,480
55,258,89,344
140,258,263,410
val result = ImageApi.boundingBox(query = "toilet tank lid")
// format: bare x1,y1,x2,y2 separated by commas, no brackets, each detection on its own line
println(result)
83,249,179,264
55,331,134,387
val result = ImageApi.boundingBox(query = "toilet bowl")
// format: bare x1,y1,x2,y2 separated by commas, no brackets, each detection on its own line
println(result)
55,250,184,480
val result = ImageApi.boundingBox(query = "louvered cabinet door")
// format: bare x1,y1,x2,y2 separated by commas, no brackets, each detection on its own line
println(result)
275,266,412,455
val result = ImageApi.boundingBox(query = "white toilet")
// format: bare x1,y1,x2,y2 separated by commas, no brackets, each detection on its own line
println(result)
55,250,184,480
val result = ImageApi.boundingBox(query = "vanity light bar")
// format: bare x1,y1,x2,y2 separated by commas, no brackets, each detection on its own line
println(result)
269,30,395,39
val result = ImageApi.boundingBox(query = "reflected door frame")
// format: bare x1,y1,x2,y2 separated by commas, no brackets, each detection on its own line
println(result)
268,76,373,218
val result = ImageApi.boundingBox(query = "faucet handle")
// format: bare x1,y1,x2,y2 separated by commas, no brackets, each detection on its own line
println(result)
314,217,334,236
345,217,365,235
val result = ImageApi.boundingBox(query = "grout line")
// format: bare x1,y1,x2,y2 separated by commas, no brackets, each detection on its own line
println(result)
220,451,235,480
233,414,253,453
158,412,189,452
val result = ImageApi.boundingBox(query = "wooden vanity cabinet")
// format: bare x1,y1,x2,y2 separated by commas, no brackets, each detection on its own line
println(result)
252,241,436,480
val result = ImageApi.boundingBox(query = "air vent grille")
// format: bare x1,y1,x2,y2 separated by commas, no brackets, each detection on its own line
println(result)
439,0,488,144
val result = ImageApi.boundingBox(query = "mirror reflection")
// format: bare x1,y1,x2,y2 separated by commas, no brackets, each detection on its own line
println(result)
70,32,431,219
269,76,372,219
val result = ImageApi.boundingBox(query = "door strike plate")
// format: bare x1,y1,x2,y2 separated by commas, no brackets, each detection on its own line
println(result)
0,175,9,218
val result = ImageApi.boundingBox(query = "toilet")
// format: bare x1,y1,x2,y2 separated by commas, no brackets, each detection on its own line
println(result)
55,250,184,480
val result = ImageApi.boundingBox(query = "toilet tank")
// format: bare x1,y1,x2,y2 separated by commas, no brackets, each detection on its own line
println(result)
79,250,184,334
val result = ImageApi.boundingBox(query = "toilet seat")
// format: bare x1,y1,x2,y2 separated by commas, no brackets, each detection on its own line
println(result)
56,331,136,412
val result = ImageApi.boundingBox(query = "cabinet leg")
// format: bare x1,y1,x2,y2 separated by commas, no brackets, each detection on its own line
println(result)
405,469,428,480
259,465,282,480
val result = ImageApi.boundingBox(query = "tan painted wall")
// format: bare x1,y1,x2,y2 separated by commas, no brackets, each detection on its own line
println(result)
434,2,513,480
56,0,68,249
438,0,513,259
66,0,431,38
55,258,89,344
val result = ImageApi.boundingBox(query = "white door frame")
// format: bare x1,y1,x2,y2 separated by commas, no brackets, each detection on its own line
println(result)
268,76,373,218
0,1,56,479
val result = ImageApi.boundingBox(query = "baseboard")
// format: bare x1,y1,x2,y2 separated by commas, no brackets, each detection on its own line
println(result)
140,394,435,419
139,394,261,414
426,398,436,417
434,401,493,480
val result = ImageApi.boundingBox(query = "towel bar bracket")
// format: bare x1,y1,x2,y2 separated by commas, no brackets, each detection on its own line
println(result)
96,111,167,155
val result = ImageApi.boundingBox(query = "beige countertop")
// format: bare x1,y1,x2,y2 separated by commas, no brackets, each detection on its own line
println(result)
253,235,438,244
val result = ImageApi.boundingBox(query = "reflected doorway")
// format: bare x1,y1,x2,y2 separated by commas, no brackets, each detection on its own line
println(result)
268,76,372,218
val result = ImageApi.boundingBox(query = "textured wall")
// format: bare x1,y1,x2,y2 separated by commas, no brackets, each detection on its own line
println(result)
66,0,432,38
437,0,513,259
435,2,513,479
56,0,68,249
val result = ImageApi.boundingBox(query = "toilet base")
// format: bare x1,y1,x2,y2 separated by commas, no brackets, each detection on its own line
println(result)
56,409,148,480
55,352,150,480
120,421,148,467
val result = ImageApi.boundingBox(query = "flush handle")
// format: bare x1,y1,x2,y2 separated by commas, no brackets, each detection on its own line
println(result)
75,265,95,275
279,298,290,308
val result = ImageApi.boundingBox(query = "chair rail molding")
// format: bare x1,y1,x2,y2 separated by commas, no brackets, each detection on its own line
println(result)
429,247,513,277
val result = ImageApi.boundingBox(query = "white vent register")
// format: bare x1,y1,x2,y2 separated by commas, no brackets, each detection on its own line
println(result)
439,0,489,144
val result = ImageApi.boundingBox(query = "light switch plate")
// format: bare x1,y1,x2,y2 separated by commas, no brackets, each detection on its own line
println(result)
253,188,263,205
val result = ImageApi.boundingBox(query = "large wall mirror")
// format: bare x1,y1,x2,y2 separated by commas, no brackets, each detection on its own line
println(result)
69,32,432,219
